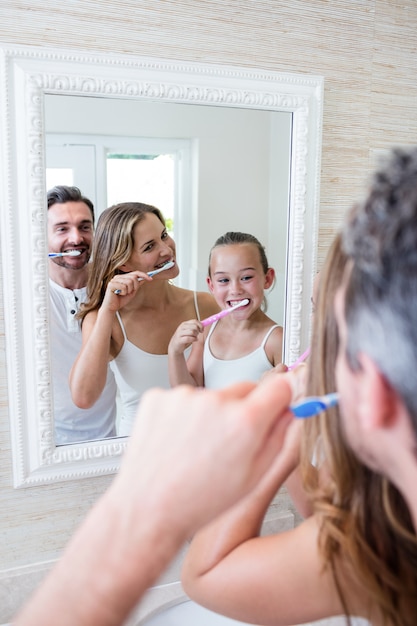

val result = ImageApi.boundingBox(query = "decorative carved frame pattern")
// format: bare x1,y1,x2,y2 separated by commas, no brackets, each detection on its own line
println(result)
0,45,323,487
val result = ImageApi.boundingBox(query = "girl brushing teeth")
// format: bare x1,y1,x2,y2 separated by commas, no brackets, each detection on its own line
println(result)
168,231,283,388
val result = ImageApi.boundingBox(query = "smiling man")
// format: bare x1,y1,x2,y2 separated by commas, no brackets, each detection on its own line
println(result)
336,146,417,532
47,185,117,444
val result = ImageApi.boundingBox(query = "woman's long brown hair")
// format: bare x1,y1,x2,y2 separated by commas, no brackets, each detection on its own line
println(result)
301,233,417,625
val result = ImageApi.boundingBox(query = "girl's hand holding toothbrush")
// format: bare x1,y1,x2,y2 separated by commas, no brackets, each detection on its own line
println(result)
168,319,204,355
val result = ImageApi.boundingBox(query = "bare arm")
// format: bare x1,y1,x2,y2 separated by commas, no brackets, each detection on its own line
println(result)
14,377,294,626
168,319,205,387
69,307,116,408
266,324,284,367
70,271,150,407
285,464,315,518
182,420,345,624
262,362,316,518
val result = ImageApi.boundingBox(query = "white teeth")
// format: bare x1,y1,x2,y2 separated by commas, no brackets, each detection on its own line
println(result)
230,299,247,306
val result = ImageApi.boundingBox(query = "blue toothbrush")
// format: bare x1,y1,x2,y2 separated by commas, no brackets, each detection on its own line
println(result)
290,392,339,418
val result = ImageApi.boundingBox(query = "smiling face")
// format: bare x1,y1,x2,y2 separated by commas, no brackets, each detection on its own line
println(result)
120,212,178,278
47,201,94,270
207,243,274,314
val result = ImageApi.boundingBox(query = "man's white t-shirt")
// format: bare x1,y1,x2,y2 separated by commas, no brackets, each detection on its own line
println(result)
49,279,117,445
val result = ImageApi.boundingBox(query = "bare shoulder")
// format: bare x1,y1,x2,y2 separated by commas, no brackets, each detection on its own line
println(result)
81,308,98,332
184,515,347,623
269,322,283,337
246,517,368,621
266,321,283,366
195,290,219,318
170,287,218,319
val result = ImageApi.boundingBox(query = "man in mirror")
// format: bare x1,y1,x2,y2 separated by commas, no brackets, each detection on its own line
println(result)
47,185,117,444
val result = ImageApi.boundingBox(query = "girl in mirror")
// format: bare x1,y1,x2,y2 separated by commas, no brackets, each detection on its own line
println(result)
168,231,283,388
69,202,218,436
182,233,417,626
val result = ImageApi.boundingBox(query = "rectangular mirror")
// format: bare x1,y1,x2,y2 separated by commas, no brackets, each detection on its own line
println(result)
45,98,292,445
0,45,323,486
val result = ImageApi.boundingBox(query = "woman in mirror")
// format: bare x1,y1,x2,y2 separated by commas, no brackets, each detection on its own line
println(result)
69,202,218,436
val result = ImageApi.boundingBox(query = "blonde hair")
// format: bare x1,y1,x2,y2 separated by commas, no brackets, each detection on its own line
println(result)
301,233,417,625
78,202,165,322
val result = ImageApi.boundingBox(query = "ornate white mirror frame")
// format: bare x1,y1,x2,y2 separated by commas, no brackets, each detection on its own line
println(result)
0,45,323,487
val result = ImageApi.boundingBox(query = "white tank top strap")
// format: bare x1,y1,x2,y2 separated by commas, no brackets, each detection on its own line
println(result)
260,324,280,348
115,311,128,341
206,320,217,342
193,291,201,321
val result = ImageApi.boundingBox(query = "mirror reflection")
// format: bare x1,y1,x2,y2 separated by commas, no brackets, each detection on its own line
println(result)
45,97,292,445
47,186,118,445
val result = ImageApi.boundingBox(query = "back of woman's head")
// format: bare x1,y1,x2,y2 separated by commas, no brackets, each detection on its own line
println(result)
302,233,417,625
78,202,165,320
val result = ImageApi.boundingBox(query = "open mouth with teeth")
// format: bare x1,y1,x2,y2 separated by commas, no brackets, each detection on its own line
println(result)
146,261,175,278
228,299,250,308
155,260,173,270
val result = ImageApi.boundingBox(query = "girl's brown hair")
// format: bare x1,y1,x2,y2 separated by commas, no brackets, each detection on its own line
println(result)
208,231,269,277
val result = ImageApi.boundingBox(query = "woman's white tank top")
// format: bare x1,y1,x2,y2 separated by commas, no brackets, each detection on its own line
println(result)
111,292,199,435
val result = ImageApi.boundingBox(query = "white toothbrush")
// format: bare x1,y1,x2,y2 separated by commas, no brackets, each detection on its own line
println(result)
114,261,175,294
49,250,82,258
141,260,175,279
201,299,250,327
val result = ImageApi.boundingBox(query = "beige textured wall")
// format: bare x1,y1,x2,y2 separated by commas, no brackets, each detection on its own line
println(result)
0,0,416,616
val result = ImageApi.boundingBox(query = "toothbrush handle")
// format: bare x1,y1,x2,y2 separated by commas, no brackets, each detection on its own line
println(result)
201,308,232,327
288,347,310,371
146,268,165,278
114,264,174,293
137,268,162,282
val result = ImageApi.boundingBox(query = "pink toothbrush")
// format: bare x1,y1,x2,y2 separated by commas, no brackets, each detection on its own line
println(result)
201,299,249,327
288,346,310,371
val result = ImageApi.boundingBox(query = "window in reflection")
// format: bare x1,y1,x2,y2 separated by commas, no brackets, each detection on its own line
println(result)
46,134,193,287
106,153,175,235
46,167,74,188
